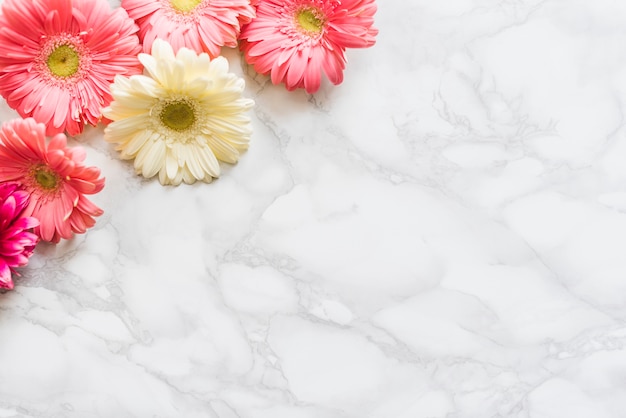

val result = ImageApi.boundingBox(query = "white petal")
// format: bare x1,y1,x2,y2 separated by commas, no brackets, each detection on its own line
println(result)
165,147,179,180
203,134,240,163
151,38,175,61
122,129,153,157
196,146,220,178
137,139,166,178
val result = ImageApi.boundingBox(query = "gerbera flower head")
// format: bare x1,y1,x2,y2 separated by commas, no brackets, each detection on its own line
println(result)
0,183,39,290
122,0,255,58
0,118,105,243
239,0,378,94
0,0,142,136
103,39,254,186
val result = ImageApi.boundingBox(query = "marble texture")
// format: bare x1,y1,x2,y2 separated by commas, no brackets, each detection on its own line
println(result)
2,0,626,417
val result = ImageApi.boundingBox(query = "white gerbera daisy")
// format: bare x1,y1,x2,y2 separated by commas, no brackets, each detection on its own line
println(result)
103,39,254,185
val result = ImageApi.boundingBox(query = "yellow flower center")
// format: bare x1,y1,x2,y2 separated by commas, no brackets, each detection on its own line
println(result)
170,0,202,13
296,8,324,33
47,45,80,78
33,166,60,190
160,100,196,132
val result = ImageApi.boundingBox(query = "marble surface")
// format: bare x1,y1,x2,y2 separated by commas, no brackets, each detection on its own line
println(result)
2,0,626,417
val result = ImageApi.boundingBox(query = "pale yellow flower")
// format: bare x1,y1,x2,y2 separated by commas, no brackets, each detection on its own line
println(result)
103,39,254,185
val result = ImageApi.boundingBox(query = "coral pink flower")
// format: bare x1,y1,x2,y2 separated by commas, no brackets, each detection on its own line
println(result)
0,183,39,290
0,0,142,136
239,0,378,94
0,118,105,243
122,0,255,58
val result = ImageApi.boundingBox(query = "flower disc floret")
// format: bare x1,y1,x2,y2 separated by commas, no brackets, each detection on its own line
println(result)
46,45,81,78
170,0,203,13
32,165,61,190
296,8,325,34
159,100,197,132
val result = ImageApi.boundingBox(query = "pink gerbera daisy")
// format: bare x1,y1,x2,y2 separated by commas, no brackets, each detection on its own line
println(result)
0,118,105,243
0,0,142,136
239,0,378,94
122,0,255,58
0,183,39,290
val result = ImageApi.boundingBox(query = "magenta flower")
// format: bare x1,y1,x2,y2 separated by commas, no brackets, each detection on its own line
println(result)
0,183,39,290
122,0,255,58
0,118,105,244
239,0,378,93
0,0,142,136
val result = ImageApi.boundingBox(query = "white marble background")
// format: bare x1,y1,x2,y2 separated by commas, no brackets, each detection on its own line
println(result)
1,0,626,416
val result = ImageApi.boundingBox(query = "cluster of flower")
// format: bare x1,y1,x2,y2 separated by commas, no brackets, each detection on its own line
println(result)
0,0,377,290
